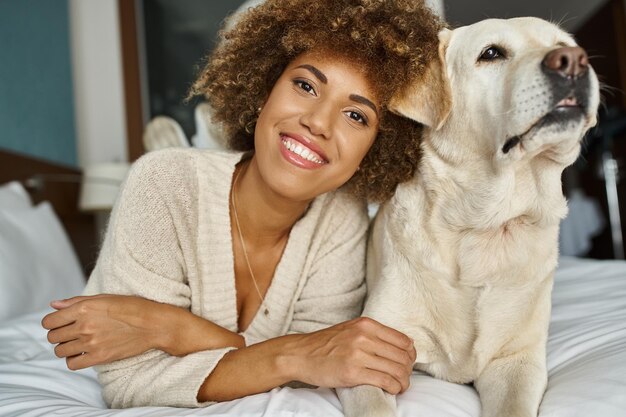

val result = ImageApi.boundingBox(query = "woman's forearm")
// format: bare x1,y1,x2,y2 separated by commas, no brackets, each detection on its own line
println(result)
156,304,245,356
197,334,300,402
197,318,418,402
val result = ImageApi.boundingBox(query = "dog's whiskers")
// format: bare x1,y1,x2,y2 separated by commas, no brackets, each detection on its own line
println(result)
551,13,578,30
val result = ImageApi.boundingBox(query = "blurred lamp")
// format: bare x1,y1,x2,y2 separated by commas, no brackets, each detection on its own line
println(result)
79,163,129,212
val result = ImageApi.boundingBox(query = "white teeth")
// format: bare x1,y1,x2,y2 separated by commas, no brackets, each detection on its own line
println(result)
281,138,324,164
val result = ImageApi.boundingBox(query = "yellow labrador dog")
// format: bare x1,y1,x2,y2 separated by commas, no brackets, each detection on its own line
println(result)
338,17,600,417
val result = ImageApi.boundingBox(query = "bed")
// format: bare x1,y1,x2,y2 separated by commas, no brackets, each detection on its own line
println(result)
0,151,625,417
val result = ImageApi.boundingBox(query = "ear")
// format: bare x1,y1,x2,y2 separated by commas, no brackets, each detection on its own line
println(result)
389,28,452,130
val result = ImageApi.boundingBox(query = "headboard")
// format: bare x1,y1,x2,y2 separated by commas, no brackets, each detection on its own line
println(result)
0,149,98,276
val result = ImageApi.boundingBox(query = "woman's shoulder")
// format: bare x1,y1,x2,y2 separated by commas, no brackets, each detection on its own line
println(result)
132,148,241,172
116,149,242,213
128,148,243,188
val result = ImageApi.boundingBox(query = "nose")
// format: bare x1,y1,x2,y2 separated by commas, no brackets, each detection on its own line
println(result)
300,105,332,139
542,46,589,79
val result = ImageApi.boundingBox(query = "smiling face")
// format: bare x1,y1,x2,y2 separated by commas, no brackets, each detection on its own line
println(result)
252,50,380,202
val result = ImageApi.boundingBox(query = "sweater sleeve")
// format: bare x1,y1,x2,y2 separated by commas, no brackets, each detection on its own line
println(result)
287,193,368,334
84,150,235,408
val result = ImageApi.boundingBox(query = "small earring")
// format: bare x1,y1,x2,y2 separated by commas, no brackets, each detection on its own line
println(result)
257,106,262,113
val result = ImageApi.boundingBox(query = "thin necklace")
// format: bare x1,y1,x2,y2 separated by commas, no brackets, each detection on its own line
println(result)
231,163,269,316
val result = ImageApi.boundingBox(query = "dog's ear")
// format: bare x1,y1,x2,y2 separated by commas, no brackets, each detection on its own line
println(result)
389,29,452,130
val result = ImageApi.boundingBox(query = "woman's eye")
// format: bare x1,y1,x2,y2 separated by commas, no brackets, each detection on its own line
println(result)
479,46,505,61
346,110,368,126
294,80,316,95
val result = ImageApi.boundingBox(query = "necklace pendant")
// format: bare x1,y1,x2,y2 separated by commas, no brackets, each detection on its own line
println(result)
264,308,269,316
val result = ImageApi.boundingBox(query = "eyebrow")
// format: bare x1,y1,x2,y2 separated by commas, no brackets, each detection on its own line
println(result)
296,64,327,84
350,94,379,117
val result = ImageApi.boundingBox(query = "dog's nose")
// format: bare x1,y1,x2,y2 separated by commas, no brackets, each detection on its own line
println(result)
542,47,589,79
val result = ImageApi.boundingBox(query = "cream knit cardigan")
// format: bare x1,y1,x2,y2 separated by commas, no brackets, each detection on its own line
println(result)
84,148,368,408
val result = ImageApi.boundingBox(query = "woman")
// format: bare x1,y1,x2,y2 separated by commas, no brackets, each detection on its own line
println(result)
42,0,442,408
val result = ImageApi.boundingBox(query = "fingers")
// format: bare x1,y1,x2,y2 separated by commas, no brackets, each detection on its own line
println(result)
361,353,412,393
49,294,109,310
41,306,81,330
43,296,112,330
47,323,78,344
353,368,404,395
361,317,413,353
349,317,415,362
344,317,415,393
54,339,84,359
65,352,94,371
363,336,415,369
55,339,107,369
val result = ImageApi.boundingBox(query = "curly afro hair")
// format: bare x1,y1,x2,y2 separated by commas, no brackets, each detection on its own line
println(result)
190,0,444,202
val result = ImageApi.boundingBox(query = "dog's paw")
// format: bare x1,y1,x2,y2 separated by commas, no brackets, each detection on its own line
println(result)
337,386,397,417
343,400,397,417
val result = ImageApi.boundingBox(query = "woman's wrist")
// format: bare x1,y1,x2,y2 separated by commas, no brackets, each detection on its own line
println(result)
151,303,186,353
197,336,298,402
271,334,307,383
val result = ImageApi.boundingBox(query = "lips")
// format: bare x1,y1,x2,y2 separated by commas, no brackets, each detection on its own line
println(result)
555,96,581,108
530,93,587,130
279,133,329,168
546,94,585,121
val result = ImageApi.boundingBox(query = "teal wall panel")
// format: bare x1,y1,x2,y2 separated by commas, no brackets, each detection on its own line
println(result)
0,0,76,167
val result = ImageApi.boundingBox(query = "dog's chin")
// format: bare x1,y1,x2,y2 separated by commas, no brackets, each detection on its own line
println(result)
502,104,588,155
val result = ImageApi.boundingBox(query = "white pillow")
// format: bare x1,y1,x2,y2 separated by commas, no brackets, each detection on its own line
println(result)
0,202,85,321
0,181,31,210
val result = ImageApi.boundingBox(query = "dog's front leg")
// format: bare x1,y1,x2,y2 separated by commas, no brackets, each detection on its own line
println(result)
336,385,397,417
474,350,547,417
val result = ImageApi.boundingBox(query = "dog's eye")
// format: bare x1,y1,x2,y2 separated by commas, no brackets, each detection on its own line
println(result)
479,46,505,61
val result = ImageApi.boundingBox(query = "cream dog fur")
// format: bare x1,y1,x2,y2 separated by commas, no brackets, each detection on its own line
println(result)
338,17,600,417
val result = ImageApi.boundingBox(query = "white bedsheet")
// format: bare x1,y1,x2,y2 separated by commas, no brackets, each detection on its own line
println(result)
1,256,624,417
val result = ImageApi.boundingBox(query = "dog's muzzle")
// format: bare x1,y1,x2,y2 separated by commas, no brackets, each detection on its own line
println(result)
540,46,591,124
501,46,593,154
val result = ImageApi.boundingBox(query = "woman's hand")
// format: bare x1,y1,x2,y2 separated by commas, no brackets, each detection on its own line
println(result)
196,317,416,402
282,317,416,395
41,294,244,370
41,294,170,370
